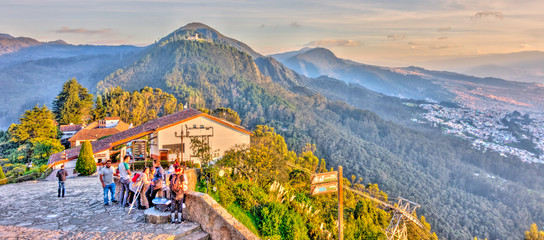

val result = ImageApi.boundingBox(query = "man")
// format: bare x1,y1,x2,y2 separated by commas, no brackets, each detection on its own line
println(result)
149,159,164,206
56,165,69,198
118,155,132,207
169,164,188,223
99,160,118,206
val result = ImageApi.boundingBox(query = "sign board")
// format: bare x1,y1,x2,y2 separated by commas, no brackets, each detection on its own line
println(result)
311,181,338,196
311,171,338,185
133,140,147,159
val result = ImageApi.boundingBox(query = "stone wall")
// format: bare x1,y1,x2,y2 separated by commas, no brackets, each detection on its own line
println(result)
184,192,259,240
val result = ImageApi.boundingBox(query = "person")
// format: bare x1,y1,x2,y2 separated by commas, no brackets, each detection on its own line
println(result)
130,167,151,210
149,159,164,206
99,160,119,205
56,165,69,198
146,167,156,206
118,155,132,207
169,164,188,223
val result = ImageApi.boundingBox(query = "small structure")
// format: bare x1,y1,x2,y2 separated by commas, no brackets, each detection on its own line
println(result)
68,117,130,148
59,123,84,147
48,108,252,169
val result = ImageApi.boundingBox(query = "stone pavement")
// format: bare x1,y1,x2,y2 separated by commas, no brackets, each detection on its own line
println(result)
0,176,206,240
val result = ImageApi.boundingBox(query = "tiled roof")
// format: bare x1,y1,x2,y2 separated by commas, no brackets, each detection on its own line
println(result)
48,108,252,165
104,117,120,120
68,119,130,143
60,124,83,132
49,108,202,165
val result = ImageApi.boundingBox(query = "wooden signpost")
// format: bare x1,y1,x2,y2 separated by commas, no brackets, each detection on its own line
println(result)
311,166,343,240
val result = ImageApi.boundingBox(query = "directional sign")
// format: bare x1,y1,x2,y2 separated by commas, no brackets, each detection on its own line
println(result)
311,171,338,185
311,181,338,196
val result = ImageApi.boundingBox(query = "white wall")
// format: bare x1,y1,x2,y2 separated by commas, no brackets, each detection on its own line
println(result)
155,116,250,162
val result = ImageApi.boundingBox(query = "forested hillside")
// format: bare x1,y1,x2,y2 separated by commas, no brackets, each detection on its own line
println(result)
94,24,544,239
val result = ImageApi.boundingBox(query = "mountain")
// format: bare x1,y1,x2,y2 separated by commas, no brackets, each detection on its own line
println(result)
160,22,262,59
272,48,544,114
0,43,143,129
419,51,544,84
268,47,313,62
0,34,69,56
3,23,544,239
96,24,544,239
275,48,455,101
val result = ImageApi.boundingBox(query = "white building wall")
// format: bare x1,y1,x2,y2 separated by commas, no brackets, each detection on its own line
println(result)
155,116,250,162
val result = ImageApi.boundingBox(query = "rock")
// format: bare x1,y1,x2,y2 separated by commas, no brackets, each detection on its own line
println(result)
144,208,171,224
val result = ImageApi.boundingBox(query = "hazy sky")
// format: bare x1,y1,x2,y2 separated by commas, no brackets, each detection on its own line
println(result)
2,0,543,66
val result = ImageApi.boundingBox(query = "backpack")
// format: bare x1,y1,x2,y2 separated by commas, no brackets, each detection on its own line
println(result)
170,174,184,193
132,173,140,182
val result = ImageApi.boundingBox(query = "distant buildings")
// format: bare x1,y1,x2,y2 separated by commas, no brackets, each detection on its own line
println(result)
67,117,130,148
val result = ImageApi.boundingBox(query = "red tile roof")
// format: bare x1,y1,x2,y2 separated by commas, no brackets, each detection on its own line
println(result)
59,124,83,132
68,119,130,144
48,108,252,165
104,117,120,120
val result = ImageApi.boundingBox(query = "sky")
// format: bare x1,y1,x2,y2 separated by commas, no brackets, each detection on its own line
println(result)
2,0,543,66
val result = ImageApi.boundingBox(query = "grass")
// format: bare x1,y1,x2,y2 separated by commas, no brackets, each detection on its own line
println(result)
195,180,262,237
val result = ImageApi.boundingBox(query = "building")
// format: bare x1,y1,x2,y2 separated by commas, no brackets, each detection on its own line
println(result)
59,123,84,147
48,108,252,169
68,117,130,148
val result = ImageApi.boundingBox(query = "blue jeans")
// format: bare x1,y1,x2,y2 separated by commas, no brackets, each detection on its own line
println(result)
58,181,65,197
103,183,116,204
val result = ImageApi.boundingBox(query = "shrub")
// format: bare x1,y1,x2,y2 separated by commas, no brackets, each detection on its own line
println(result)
257,202,287,237
280,212,309,240
76,141,96,175
218,183,236,206
0,165,5,179
233,181,267,211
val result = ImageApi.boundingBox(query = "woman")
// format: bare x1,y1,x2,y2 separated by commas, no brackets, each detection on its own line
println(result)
136,167,152,209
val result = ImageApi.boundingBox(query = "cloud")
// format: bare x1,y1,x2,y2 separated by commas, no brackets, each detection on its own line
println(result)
471,11,503,20
55,27,114,35
259,24,266,29
304,39,362,47
438,36,448,40
429,44,457,49
437,27,452,32
519,43,531,49
290,22,301,28
387,34,404,41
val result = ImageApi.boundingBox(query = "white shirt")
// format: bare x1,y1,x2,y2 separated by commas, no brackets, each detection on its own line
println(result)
119,162,130,181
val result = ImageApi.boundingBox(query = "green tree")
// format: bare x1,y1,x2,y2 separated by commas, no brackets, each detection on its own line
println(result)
76,141,96,176
8,105,58,144
93,95,107,121
30,138,64,166
211,107,241,125
53,78,93,125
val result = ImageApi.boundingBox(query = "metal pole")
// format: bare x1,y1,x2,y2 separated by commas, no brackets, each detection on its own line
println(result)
338,166,343,240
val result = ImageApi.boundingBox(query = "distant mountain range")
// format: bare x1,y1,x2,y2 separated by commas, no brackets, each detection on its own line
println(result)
270,47,544,114
419,51,544,84
0,33,68,55
2,23,544,239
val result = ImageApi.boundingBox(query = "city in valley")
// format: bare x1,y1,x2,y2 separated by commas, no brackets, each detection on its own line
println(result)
418,104,544,164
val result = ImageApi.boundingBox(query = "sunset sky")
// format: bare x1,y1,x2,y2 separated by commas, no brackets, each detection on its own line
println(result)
2,0,543,66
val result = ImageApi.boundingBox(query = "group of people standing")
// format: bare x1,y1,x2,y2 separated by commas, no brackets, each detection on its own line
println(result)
97,155,189,223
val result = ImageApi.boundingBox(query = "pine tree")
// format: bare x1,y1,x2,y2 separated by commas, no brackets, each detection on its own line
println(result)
93,96,107,121
53,78,93,125
76,141,96,176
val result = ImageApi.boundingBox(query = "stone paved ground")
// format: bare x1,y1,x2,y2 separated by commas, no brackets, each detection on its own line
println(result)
0,176,199,239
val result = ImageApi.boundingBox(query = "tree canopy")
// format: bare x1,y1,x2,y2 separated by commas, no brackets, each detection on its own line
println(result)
53,78,94,125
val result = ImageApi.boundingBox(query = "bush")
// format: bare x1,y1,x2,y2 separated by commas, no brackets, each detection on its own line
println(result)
218,183,236,206
0,165,6,179
280,212,309,240
257,202,287,237
233,181,267,211
76,141,96,175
